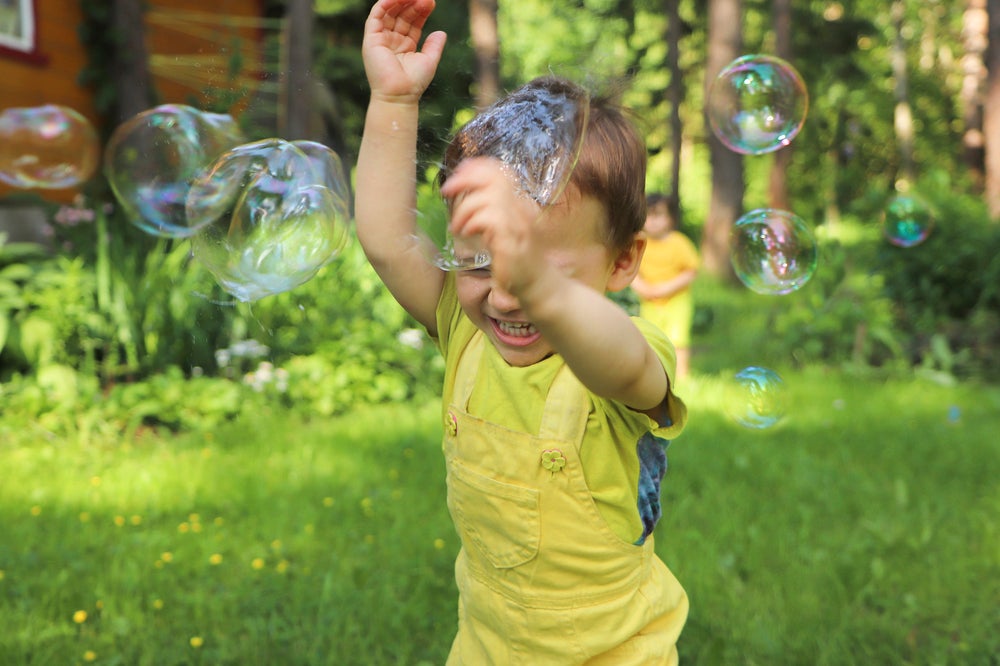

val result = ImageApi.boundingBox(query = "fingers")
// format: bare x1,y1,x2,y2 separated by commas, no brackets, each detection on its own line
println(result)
363,0,446,99
421,30,447,62
440,157,506,199
442,159,505,234
372,0,436,41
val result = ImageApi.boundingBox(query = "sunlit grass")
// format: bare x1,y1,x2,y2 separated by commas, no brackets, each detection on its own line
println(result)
3,288,999,663
1,402,457,664
666,366,1000,664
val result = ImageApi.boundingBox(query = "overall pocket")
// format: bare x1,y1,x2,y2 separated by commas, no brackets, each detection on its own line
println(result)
447,460,540,569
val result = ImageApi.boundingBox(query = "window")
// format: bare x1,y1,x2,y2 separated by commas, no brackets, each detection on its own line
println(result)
0,0,46,65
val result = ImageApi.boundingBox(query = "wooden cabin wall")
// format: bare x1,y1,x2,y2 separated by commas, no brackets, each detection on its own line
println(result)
0,0,265,205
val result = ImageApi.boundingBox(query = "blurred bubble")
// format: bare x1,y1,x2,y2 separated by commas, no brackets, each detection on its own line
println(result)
104,104,244,238
707,55,808,155
730,208,817,295
188,138,351,302
882,194,933,247
0,105,99,188
417,78,590,270
725,366,786,429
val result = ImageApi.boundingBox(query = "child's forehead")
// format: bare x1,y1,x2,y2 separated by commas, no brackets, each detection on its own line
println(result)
536,189,610,245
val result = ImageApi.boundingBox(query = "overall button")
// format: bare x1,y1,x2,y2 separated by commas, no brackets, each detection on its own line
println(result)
540,448,566,475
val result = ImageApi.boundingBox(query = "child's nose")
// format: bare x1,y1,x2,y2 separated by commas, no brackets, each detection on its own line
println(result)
488,284,521,312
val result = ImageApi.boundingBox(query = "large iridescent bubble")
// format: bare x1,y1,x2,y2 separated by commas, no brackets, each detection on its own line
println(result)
882,193,933,248
188,138,351,302
0,105,99,188
730,208,817,295
104,104,245,238
418,78,590,270
724,366,787,429
707,55,808,155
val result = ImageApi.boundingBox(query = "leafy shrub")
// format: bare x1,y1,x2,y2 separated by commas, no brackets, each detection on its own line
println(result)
1,194,444,434
869,180,1000,380
763,236,905,370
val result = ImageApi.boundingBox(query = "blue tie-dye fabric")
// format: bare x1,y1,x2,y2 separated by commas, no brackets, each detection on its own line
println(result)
635,431,671,545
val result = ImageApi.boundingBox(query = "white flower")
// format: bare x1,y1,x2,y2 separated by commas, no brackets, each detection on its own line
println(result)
215,349,232,368
396,328,425,350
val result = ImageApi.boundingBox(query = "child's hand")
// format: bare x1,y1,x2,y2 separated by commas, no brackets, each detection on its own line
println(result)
442,158,547,298
363,0,446,103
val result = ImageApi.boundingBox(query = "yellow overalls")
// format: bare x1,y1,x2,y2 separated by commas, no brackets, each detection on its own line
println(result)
443,334,689,665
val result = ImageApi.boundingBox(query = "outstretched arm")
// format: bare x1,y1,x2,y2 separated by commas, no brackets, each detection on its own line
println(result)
632,270,697,301
356,0,447,334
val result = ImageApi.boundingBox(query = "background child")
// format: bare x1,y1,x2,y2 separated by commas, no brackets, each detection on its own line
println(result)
632,194,700,379
357,1,689,662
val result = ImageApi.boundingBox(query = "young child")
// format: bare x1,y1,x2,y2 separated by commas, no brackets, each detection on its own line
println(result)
357,1,689,662
632,194,700,379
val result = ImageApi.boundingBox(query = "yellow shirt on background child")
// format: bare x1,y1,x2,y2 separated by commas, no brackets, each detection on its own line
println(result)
637,232,700,348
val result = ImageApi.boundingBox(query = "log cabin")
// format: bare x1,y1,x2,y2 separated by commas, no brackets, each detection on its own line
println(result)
0,0,268,239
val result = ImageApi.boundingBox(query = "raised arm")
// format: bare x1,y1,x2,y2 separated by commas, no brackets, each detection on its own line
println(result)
356,0,447,334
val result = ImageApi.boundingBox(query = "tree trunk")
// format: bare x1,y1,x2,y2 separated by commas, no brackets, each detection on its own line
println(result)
962,0,988,190
768,0,793,210
470,0,500,109
283,0,315,140
891,0,915,190
112,0,154,123
981,0,1000,217
665,0,684,219
703,0,744,282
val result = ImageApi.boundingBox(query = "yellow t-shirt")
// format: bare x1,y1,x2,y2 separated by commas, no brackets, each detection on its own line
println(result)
434,273,687,544
638,231,700,306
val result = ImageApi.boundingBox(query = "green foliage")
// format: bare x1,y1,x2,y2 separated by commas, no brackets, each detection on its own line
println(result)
310,0,473,164
765,235,904,371
0,235,48,359
690,226,904,376
0,200,239,384
0,195,443,436
869,177,1000,380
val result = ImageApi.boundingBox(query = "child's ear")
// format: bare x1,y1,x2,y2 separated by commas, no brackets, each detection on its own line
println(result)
606,233,646,292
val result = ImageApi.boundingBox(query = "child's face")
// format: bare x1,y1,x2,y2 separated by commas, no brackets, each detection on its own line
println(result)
643,201,673,238
455,191,619,367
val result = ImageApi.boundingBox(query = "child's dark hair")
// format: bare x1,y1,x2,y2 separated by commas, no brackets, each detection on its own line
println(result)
647,192,679,221
441,76,647,252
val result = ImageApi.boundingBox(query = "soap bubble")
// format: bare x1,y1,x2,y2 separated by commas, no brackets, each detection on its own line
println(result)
882,194,933,247
104,104,244,238
707,55,808,155
725,366,786,429
730,208,817,295
0,105,99,188
418,77,590,270
188,138,351,302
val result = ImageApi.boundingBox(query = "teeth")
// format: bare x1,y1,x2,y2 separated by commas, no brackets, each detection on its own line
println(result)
497,320,537,337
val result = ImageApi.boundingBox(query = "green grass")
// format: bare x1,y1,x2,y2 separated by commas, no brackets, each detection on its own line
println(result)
2,287,999,664
1,403,458,665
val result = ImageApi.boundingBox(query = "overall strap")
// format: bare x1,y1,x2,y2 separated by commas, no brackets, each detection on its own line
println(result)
453,332,486,409
537,363,590,445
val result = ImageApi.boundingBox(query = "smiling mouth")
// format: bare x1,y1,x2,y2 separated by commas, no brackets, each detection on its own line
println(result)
490,318,542,347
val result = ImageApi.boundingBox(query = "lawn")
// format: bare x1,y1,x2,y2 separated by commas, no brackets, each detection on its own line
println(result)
2,283,999,664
